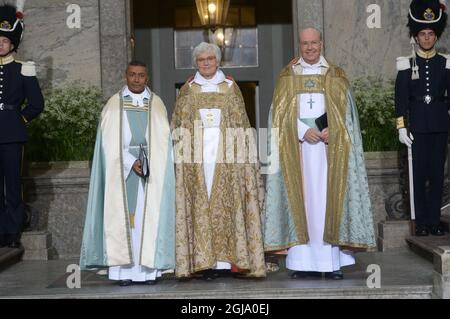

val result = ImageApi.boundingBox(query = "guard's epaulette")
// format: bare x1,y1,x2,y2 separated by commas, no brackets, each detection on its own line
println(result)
16,60,37,77
396,55,413,71
438,53,450,69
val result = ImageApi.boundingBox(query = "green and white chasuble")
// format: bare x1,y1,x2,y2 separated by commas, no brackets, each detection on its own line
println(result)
80,86,176,282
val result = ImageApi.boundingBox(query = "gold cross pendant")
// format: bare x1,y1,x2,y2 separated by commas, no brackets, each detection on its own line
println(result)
130,213,135,229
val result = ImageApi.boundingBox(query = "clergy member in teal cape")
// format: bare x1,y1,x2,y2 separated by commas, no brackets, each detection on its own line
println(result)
80,62,175,284
264,29,376,266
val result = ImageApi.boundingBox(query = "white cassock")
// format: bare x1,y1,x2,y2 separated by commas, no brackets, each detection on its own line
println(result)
191,70,233,270
108,87,162,282
285,57,355,272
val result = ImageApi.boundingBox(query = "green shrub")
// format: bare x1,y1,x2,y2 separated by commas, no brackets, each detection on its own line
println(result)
352,77,401,152
25,83,104,162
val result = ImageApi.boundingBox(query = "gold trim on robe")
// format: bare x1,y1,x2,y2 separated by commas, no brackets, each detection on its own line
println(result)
172,81,266,278
271,63,351,246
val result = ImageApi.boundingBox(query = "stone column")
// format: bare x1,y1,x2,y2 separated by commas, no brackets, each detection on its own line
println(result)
18,0,102,90
292,0,324,56
99,0,132,98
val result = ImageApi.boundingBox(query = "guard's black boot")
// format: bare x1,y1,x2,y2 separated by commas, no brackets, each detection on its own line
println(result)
415,225,429,237
430,225,445,236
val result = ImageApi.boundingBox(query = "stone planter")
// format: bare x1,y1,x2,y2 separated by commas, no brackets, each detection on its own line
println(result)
23,161,91,260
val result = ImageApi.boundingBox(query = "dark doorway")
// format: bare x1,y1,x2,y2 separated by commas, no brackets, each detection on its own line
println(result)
132,0,294,130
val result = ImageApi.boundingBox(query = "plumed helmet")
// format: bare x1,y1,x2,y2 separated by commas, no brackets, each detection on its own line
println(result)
0,0,26,52
408,0,448,37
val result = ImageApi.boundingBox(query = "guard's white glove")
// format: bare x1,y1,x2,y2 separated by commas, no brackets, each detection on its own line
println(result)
399,128,414,148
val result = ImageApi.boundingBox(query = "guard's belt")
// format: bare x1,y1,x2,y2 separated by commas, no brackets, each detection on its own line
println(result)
409,96,447,104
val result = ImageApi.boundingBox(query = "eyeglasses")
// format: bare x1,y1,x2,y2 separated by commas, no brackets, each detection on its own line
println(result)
300,41,321,47
197,56,216,64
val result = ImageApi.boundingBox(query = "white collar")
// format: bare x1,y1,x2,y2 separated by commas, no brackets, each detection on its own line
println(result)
122,86,151,107
193,69,227,86
298,56,329,69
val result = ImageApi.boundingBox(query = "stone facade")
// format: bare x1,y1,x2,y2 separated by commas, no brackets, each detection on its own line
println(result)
17,0,131,97
18,0,450,94
18,0,102,90
293,0,450,79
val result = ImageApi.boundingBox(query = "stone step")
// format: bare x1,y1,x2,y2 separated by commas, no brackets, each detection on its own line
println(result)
406,233,450,298
406,234,450,262
21,231,54,261
377,220,412,251
11,285,433,299
441,214,450,232
0,247,24,272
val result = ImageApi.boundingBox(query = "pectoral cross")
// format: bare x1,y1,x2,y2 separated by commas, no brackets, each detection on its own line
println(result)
307,96,315,110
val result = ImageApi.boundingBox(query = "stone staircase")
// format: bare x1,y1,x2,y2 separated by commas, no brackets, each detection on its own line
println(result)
441,214,450,233
0,231,54,273
406,211,450,299
21,231,54,261
0,247,23,272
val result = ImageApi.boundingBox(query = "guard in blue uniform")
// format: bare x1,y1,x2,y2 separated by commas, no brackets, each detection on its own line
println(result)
0,2,44,248
395,0,450,236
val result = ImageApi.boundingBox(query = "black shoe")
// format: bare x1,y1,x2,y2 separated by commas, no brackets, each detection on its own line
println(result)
145,280,157,285
118,280,133,287
200,270,218,281
430,225,445,236
415,225,429,237
8,241,22,249
290,271,322,279
325,271,344,280
0,236,6,248
290,271,308,279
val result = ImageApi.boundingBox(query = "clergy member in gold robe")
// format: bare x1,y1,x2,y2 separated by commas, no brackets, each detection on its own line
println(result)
264,28,376,280
172,42,266,279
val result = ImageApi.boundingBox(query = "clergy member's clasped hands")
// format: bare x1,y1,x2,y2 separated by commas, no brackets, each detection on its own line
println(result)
304,128,329,144
132,160,142,176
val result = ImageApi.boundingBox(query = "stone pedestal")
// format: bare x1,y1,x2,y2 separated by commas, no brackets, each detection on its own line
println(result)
377,220,412,251
21,231,54,261
432,246,450,299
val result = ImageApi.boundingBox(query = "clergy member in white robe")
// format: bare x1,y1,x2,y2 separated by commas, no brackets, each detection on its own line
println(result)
263,28,376,280
190,69,234,273
286,56,355,276
107,87,163,283
80,61,176,286
173,42,266,279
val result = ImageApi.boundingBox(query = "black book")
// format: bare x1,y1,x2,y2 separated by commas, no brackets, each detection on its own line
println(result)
138,144,150,179
315,113,328,131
